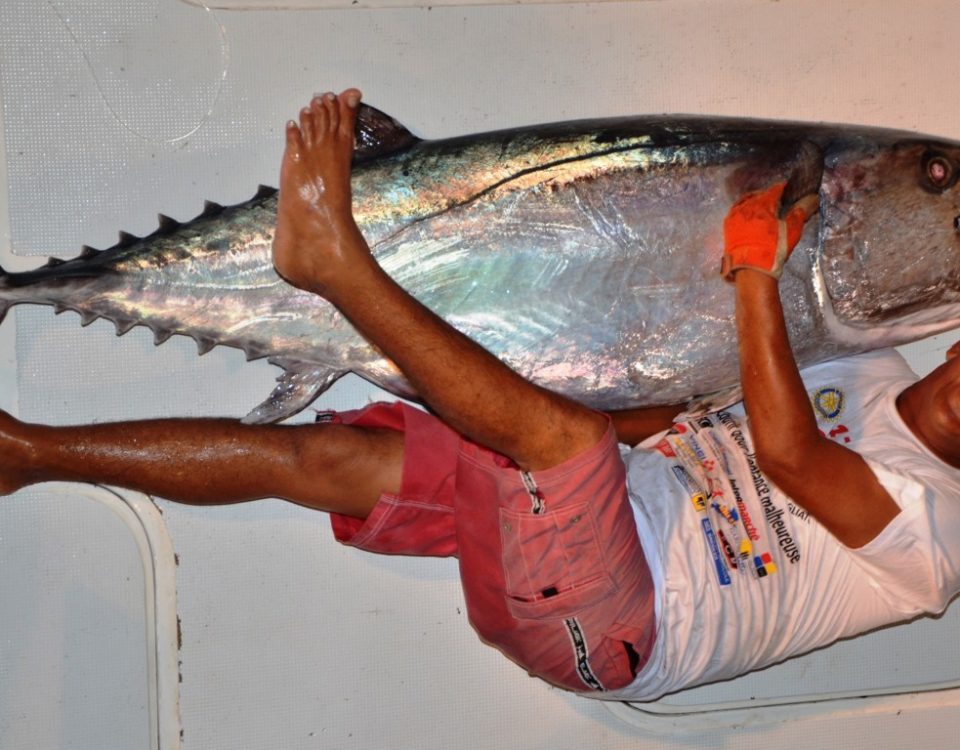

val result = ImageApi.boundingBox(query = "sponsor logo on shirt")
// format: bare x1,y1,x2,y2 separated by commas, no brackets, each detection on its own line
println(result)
716,527,739,570
717,411,801,565
812,386,845,422
753,552,777,577
810,386,856,444
702,518,732,586
822,423,852,445
655,438,676,458
788,502,811,523
687,434,716,474
671,465,707,512
693,416,714,432
729,477,760,541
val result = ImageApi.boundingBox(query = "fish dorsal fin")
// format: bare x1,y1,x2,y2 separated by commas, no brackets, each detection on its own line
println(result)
353,103,419,162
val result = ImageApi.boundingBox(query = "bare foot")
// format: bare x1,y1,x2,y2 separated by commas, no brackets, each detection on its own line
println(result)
0,410,36,495
272,89,373,298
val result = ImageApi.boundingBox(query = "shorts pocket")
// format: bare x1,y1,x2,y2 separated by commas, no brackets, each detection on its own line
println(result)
500,502,616,621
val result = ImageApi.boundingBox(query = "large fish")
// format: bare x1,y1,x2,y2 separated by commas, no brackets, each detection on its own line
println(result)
2,107,960,422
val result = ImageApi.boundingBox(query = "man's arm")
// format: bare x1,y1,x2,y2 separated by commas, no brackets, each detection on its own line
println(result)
606,404,684,446
729,193,900,548
272,91,606,472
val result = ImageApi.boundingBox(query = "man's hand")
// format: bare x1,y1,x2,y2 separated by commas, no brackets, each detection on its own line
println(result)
721,182,818,281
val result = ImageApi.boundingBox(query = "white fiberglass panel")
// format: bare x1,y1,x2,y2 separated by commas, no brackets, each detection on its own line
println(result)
0,484,178,750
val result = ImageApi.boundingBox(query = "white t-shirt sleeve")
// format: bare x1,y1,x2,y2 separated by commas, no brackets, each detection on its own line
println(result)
845,458,950,617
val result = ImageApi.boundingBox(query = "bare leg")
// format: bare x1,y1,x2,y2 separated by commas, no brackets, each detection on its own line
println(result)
0,410,402,518
272,91,607,472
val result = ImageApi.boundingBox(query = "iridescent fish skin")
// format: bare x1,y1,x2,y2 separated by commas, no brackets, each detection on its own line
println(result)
2,108,960,422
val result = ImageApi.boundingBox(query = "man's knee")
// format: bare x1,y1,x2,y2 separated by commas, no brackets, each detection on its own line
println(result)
284,423,404,516
514,407,609,472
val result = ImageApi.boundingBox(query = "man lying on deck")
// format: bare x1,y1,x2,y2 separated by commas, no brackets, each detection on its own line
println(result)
2,90,959,699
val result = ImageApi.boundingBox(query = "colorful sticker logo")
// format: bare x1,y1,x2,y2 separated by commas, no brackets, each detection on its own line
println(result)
753,552,777,578
716,528,739,570
812,386,845,422
703,518,732,586
655,439,676,458
671,465,707,511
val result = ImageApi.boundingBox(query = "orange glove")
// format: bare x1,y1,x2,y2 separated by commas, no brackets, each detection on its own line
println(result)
721,183,817,281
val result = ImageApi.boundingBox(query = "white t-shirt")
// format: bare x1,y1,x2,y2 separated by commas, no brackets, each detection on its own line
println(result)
607,349,960,702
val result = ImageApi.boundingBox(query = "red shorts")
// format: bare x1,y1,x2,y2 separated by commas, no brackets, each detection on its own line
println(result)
328,402,656,693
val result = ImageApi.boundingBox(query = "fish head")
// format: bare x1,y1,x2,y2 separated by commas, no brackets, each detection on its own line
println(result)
819,135,960,340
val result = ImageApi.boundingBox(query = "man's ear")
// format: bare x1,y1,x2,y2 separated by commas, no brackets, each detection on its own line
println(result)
947,341,960,361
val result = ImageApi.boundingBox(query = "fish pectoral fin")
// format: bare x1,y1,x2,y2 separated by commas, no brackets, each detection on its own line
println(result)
779,141,824,219
241,365,342,424
677,384,744,421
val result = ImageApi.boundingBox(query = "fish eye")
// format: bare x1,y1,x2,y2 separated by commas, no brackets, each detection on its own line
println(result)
922,152,956,192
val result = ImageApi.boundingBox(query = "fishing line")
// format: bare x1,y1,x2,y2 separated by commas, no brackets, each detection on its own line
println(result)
45,0,231,145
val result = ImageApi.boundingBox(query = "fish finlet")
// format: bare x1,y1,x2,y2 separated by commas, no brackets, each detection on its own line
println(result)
118,231,139,247
45,257,67,268
195,337,216,355
255,184,278,200
114,318,136,336
79,311,97,327
79,245,100,259
158,214,181,233
201,200,224,217
152,328,174,345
